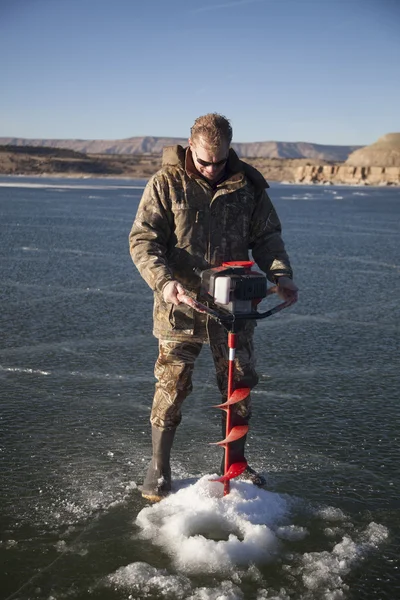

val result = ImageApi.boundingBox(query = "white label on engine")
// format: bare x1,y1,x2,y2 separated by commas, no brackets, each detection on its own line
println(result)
214,276,231,305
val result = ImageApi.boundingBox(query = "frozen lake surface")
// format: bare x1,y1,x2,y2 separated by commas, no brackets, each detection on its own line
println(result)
1,177,399,599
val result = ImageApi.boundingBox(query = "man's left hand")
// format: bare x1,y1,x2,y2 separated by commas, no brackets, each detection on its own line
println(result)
275,276,298,305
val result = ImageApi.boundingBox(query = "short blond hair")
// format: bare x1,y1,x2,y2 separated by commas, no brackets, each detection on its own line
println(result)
190,113,233,148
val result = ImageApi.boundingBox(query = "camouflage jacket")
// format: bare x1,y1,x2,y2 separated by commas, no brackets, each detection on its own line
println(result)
129,145,293,341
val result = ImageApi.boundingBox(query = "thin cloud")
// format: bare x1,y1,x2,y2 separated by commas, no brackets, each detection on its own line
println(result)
191,0,267,14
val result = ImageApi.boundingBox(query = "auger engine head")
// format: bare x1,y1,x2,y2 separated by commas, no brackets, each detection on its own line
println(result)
200,261,267,315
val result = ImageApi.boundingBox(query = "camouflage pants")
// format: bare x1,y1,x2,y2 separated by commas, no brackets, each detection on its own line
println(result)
150,331,258,430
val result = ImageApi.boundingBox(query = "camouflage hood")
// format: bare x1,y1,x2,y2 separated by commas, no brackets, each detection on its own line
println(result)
129,145,292,341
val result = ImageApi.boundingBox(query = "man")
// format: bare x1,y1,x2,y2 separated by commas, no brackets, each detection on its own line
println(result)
129,113,298,502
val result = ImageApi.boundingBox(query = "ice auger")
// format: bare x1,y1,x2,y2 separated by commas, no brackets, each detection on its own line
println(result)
177,261,295,495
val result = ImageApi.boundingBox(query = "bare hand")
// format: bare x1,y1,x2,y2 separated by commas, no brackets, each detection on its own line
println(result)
162,280,187,305
275,276,298,305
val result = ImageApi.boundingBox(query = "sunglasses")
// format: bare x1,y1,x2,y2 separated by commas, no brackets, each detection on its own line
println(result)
193,149,228,168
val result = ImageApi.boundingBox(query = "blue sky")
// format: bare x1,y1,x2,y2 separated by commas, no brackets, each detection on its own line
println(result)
1,0,399,145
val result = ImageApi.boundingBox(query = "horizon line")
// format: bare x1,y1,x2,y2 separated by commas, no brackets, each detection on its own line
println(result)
0,134,366,148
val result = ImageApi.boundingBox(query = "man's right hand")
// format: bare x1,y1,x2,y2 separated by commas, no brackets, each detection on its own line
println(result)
162,280,187,305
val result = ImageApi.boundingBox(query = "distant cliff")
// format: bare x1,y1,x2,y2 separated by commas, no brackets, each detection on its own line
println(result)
345,133,400,167
0,145,160,178
1,135,399,186
0,135,361,162
294,165,400,186
293,133,400,185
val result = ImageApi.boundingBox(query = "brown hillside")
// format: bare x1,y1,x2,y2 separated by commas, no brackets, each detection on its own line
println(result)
0,136,361,162
346,133,400,167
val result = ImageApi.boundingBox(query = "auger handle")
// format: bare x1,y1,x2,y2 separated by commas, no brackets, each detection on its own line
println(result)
176,285,295,323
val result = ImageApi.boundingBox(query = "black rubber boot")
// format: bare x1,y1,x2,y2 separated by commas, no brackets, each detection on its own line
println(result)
220,416,266,487
141,426,176,502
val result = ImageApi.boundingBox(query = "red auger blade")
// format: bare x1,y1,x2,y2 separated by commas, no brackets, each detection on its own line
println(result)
210,425,249,447
213,387,251,409
209,460,248,483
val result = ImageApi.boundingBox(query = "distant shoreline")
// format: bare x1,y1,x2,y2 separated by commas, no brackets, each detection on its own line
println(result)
0,146,398,186
0,176,396,190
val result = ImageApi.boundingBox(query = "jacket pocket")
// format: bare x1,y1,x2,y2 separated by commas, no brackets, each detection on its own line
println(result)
168,303,195,334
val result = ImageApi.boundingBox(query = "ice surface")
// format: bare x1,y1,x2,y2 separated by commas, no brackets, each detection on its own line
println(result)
107,562,244,599
106,477,389,599
0,365,51,375
106,515,388,599
296,522,388,596
0,181,145,190
136,475,289,573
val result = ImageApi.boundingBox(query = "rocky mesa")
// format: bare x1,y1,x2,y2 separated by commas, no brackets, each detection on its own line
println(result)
0,135,360,162
295,133,400,185
0,134,399,185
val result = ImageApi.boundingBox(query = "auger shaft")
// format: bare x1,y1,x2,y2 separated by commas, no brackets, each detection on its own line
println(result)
176,284,293,495
224,332,237,494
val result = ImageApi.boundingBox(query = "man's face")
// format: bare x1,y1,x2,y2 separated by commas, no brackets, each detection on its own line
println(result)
189,136,229,183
